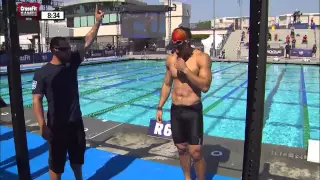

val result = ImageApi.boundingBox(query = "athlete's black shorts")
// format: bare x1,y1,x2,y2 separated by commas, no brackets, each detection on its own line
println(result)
170,102,203,145
48,119,86,174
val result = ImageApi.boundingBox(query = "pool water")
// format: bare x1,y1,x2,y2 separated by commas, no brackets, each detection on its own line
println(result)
0,60,319,148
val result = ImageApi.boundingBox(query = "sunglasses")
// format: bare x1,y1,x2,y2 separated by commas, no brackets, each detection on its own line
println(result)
172,40,188,47
53,47,71,52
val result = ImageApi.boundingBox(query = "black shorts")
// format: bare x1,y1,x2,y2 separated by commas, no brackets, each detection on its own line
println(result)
48,119,86,174
170,102,203,145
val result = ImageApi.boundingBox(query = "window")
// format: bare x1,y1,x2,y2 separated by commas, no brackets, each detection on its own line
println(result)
87,16,95,26
67,18,74,27
109,14,117,23
102,14,110,24
80,16,88,27
74,17,81,28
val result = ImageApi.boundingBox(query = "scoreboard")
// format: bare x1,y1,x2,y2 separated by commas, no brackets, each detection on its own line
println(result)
41,11,65,20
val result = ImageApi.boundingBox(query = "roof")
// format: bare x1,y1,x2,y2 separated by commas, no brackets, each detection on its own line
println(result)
63,0,146,7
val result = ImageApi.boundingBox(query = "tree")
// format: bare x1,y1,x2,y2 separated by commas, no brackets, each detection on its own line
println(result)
195,20,211,30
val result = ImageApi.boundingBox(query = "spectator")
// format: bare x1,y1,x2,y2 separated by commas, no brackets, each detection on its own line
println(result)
312,44,317,57
292,38,296,48
219,49,225,59
286,35,290,44
290,28,295,38
237,46,241,58
293,9,302,23
302,35,308,44
285,43,291,59
274,34,278,41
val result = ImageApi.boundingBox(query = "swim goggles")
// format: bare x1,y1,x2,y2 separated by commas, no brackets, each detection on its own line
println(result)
171,40,189,47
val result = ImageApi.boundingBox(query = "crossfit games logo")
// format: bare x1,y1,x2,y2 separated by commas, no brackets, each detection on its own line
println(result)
17,2,41,20
32,80,37,90
267,50,282,55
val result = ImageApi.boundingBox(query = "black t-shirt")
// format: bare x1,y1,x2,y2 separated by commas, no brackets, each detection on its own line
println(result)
32,52,82,127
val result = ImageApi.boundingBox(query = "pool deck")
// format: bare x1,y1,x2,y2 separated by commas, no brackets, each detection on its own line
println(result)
0,54,319,75
0,106,319,180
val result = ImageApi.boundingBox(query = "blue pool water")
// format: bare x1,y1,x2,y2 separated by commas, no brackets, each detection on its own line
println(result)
0,60,319,148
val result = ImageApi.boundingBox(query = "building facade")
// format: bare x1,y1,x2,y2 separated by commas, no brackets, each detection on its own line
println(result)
45,0,190,49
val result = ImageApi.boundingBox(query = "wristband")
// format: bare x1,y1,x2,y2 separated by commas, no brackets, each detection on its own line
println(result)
157,107,162,110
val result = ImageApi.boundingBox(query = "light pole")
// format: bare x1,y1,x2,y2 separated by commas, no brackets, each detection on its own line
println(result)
212,0,216,57
238,0,243,30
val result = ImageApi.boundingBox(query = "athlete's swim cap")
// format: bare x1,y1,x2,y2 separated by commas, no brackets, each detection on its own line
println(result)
172,28,188,42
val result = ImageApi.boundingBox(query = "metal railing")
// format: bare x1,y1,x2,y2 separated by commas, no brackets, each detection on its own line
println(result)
216,23,234,55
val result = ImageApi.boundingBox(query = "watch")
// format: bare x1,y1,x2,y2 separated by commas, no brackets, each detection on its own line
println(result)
157,106,162,110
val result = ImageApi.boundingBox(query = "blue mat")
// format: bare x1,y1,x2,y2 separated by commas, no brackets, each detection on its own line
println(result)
0,126,238,180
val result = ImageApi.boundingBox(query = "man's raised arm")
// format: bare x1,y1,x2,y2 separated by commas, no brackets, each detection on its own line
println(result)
79,4,104,60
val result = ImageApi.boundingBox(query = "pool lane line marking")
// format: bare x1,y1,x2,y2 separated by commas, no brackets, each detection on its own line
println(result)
0,63,161,96
23,70,165,108
263,68,286,129
300,65,310,148
0,60,137,88
84,64,242,117
202,64,271,115
85,88,161,117
202,69,249,101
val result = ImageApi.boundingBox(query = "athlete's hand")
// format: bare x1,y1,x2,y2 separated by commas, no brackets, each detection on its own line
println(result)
156,109,163,124
95,4,104,23
40,124,52,140
175,58,188,73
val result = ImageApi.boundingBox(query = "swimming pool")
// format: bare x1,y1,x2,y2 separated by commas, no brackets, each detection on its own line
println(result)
0,60,319,148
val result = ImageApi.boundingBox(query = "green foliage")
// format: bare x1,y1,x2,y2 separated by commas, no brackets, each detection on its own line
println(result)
195,20,211,29
192,34,210,41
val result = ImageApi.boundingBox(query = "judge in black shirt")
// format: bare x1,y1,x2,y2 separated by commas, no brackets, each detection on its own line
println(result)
32,5,104,180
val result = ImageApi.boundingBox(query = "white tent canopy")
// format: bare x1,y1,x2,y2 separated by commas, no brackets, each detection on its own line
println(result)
201,34,223,55
0,35,34,49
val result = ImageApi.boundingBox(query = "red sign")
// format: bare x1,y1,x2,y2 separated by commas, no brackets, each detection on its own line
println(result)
17,2,41,20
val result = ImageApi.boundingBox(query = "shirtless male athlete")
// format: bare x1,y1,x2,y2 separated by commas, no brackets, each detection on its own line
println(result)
156,27,212,180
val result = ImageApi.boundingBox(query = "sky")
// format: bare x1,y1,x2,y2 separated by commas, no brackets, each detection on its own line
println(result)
63,0,319,23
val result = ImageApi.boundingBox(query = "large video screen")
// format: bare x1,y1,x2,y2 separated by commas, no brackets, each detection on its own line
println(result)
121,12,166,39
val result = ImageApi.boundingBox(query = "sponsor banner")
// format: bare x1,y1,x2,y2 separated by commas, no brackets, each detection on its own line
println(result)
147,119,172,139
33,52,52,63
104,50,116,57
88,50,104,58
267,48,284,57
19,53,33,64
0,52,53,66
288,23,309,29
290,48,313,57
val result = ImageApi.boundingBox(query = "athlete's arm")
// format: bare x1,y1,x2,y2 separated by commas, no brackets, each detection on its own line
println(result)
183,53,212,92
31,72,46,128
79,5,104,61
157,57,173,109
32,94,45,128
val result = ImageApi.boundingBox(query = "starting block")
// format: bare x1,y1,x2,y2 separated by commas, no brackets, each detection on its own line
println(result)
307,139,320,163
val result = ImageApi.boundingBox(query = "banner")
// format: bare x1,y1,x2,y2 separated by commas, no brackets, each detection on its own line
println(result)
0,52,53,66
19,53,33,64
147,119,172,139
267,48,284,57
290,48,313,57
88,49,104,58
104,50,116,57
288,23,309,29
33,52,52,63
